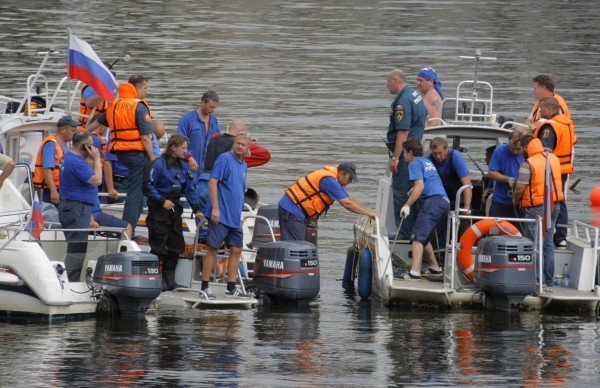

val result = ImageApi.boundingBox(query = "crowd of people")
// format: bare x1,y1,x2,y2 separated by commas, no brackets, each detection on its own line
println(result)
384,68,575,284
0,66,575,292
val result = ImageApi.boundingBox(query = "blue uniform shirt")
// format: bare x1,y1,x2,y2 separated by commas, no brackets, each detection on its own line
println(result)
177,109,221,173
278,176,349,219
408,157,448,199
387,86,428,146
105,134,129,176
143,155,200,212
206,152,247,228
59,152,98,203
488,144,524,205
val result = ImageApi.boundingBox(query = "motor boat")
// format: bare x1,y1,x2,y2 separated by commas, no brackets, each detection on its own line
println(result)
348,51,600,312
0,165,162,319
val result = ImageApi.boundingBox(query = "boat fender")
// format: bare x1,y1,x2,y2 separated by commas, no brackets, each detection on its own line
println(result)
357,248,373,299
342,246,358,289
457,219,520,281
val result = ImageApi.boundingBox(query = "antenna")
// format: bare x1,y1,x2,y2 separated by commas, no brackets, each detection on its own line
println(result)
459,50,496,121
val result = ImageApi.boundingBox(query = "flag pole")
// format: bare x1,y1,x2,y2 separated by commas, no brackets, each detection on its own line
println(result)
66,29,71,116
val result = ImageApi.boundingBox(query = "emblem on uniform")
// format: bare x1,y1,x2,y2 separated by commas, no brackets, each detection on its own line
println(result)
395,105,404,121
542,128,550,138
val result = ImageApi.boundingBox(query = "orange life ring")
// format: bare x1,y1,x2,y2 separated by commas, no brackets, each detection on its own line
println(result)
457,219,520,281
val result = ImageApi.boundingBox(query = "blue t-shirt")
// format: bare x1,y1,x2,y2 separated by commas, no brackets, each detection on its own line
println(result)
430,149,469,179
177,109,221,173
488,143,524,205
59,152,98,203
278,176,349,219
387,86,428,146
408,157,448,199
42,139,70,169
206,152,247,228
105,134,129,176
82,86,97,101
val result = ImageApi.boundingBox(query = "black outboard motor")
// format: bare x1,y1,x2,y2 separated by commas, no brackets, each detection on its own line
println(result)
253,241,319,303
93,252,162,315
474,235,536,310
251,204,318,248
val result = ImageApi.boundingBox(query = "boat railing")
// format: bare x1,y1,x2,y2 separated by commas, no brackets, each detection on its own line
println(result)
446,212,543,294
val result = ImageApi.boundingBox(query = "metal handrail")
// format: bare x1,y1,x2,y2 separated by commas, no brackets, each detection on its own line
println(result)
242,214,276,243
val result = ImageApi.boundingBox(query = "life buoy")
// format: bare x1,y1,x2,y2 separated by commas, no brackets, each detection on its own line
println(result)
457,219,520,281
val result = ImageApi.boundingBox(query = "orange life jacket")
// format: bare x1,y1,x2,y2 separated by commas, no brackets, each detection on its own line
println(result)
106,83,150,152
533,114,576,174
529,93,571,123
32,134,65,189
285,166,339,219
520,139,564,208
78,85,108,126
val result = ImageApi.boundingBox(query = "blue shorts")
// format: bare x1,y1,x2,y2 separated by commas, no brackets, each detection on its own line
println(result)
412,195,450,245
95,212,129,229
206,221,243,249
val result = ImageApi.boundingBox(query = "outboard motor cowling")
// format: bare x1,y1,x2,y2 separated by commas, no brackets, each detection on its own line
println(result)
253,241,319,302
93,252,162,314
474,235,536,309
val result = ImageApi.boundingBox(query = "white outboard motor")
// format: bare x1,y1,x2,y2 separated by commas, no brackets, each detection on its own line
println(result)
93,252,162,315
475,235,536,309
253,241,319,303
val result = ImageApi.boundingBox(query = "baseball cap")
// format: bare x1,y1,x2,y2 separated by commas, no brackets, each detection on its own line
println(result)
338,161,358,182
57,115,80,128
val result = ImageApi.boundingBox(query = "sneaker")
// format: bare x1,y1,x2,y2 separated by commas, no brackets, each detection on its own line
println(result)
399,271,421,280
224,288,251,298
422,267,443,275
555,240,567,248
200,288,216,300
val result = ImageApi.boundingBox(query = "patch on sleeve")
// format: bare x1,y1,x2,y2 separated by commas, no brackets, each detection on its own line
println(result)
541,128,550,138
144,113,152,122
395,105,404,122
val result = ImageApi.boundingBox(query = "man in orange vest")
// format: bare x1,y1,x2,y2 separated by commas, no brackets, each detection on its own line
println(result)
277,162,376,242
91,75,157,229
533,97,576,247
525,74,571,130
513,135,564,286
32,116,78,204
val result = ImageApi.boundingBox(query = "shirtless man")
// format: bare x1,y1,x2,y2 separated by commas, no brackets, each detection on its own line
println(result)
416,67,444,127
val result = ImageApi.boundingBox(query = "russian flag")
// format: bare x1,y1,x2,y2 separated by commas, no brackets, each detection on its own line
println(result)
68,34,118,104
25,195,44,240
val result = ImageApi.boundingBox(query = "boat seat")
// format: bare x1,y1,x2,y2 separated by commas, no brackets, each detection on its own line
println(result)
441,99,487,122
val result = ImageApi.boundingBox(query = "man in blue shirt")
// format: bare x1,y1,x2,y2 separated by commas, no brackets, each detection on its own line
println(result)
428,137,472,210
200,133,251,299
399,138,450,280
178,90,221,215
278,162,376,242
58,131,103,282
386,69,428,239
487,131,524,219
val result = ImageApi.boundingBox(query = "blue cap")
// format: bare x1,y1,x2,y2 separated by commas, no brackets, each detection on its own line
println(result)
57,115,80,128
338,161,358,182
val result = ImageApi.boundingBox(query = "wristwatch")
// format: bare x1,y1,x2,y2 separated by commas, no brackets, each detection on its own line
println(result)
391,156,398,161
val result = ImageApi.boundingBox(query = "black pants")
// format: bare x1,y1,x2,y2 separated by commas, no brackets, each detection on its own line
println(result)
146,201,184,272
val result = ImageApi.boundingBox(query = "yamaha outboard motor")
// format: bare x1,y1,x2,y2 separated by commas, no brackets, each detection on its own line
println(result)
253,241,319,303
93,252,162,315
474,235,536,310
251,204,318,248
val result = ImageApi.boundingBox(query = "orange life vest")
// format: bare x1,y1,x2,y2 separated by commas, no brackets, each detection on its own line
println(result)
285,166,338,219
106,83,150,152
529,93,571,123
32,134,65,189
533,114,576,174
520,139,564,208
78,85,108,126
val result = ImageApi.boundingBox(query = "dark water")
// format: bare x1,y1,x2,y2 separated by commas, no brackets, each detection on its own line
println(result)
1,0,600,385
